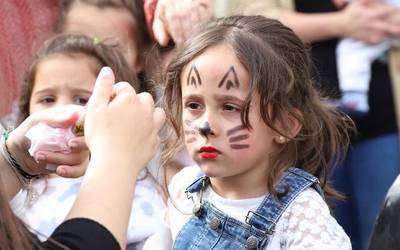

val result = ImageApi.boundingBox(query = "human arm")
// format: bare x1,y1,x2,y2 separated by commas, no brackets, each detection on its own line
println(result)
147,0,212,46
236,0,400,44
0,107,88,200
64,67,165,247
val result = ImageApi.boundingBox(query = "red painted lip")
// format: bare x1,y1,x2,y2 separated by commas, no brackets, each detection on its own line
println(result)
199,146,220,159
200,146,218,153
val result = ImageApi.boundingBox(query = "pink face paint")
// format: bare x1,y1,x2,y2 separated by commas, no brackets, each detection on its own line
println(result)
226,125,246,136
229,134,249,143
226,124,250,150
230,144,250,149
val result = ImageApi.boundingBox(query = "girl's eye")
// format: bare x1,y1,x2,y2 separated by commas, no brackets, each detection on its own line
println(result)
223,103,241,112
75,96,89,106
39,96,55,104
185,102,203,111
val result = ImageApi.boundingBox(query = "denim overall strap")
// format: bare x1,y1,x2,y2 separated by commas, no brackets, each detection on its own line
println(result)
185,171,208,193
245,167,322,235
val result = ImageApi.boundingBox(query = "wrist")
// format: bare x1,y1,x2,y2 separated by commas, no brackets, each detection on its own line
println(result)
331,11,347,38
89,149,145,176
3,128,38,178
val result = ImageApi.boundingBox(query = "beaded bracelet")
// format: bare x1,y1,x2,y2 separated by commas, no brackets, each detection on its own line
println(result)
0,128,38,179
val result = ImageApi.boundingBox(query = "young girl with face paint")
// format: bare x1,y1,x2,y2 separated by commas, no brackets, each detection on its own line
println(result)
12,34,168,249
162,15,353,249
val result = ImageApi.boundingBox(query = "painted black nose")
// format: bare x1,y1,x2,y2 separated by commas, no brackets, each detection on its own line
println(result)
199,122,212,137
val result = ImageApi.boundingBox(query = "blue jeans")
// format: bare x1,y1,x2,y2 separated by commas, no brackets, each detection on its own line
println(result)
173,168,322,249
331,133,400,250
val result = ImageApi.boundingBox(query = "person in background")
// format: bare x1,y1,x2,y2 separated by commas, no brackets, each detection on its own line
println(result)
58,0,154,93
0,66,165,249
11,34,168,250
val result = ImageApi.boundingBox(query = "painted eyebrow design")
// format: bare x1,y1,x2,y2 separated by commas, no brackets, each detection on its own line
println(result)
186,65,202,88
218,66,240,90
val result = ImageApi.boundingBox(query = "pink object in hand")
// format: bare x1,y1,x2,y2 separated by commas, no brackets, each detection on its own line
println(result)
25,123,76,157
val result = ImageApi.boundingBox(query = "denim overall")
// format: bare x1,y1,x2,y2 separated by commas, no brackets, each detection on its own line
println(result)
172,168,324,250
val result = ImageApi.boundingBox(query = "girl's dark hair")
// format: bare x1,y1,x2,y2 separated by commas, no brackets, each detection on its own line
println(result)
57,0,155,94
0,176,36,250
18,33,138,124
162,15,354,199
57,0,150,47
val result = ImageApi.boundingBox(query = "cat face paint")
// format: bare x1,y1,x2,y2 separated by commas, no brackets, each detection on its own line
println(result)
226,125,250,150
186,65,202,88
184,119,198,144
218,66,240,90
180,44,277,181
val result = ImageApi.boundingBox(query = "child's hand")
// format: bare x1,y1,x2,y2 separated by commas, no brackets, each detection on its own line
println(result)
6,105,89,178
85,67,165,174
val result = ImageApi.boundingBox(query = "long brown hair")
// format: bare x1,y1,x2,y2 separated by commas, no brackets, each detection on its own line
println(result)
18,33,138,124
0,177,37,250
162,15,354,199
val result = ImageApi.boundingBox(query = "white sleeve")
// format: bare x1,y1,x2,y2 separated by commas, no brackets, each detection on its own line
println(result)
141,218,172,250
275,188,352,250
167,165,201,240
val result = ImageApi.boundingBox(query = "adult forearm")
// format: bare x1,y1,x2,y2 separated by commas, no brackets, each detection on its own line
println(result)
66,155,140,248
279,10,343,43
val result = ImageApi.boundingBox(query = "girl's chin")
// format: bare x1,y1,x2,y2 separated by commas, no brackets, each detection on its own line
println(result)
198,163,221,177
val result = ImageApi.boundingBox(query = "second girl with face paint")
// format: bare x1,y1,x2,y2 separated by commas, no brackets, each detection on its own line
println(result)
162,15,354,249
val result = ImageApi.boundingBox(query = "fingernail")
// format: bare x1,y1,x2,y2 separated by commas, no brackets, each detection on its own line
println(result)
99,67,112,79
35,153,46,162
57,167,66,176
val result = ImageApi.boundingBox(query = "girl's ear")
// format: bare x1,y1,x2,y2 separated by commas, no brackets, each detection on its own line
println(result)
274,109,303,144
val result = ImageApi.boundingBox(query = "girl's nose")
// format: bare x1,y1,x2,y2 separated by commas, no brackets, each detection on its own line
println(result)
198,121,214,138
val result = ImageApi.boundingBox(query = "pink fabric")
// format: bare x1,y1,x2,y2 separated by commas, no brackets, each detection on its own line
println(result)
0,0,58,116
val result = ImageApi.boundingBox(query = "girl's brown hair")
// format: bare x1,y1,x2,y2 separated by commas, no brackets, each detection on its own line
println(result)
0,177,36,250
57,0,154,93
58,0,150,48
162,15,354,199
18,33,138,124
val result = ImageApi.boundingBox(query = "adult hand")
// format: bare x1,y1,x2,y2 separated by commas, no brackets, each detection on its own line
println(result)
152,0,212,46
338,1,400,44
385,7,400,39
6,105,89,178
85,67,165,174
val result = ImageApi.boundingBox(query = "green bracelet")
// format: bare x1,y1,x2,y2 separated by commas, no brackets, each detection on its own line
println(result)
1,128,38,179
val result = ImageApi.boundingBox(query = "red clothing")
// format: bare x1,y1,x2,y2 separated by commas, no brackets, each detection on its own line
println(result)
0,0,58,115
